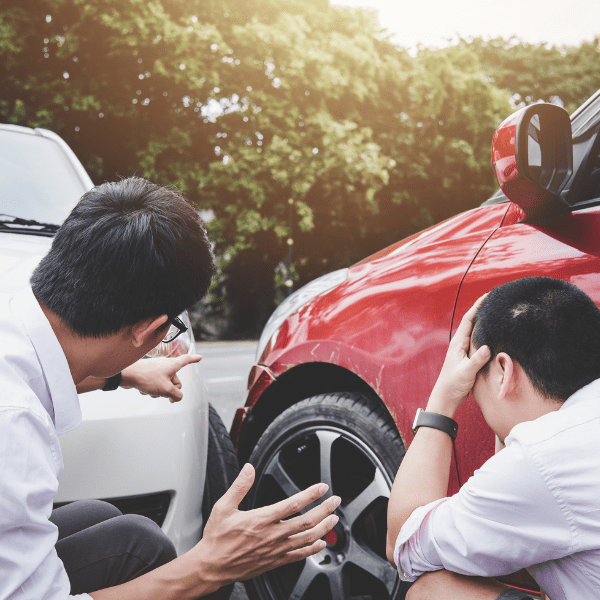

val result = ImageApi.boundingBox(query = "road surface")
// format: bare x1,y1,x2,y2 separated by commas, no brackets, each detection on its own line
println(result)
196,340,257,429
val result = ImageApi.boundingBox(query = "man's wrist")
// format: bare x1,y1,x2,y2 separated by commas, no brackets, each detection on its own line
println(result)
105,551,223,600
425,395,458,419
186,541,227,593
119,365,137,389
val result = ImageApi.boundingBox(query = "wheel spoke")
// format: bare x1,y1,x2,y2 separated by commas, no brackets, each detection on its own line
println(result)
347,543,398,596
265,455,302,499
343,468,389,527
315,430,339,492
326,567,349,600
289,560,319,600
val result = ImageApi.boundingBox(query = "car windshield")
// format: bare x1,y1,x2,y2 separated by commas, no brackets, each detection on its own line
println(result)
0,129,87,226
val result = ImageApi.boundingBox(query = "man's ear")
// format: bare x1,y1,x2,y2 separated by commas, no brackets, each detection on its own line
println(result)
131,314,169,348
496,352,515,401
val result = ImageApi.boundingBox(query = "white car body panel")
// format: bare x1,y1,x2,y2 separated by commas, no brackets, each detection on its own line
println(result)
57,371,208,553
0,232,52,293
0,126,208,555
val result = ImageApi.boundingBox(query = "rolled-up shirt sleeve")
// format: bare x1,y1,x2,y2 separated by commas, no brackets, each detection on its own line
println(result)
394,498,448,581
394,438,575,581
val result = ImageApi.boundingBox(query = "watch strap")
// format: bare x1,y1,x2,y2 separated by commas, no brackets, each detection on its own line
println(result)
102,372,122,392
412,408,458,441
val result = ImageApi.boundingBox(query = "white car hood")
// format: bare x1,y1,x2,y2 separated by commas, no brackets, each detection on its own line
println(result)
0,232,52,297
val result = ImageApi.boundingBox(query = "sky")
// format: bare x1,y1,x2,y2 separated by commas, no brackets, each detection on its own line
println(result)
332,0,600,49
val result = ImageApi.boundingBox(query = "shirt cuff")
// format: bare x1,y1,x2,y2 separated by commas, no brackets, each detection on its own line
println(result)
393,497,448,581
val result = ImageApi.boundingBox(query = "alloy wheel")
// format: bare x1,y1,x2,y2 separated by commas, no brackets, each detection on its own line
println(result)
251,425,400,600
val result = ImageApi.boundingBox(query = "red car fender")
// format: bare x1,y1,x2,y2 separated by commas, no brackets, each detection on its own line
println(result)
238,203,511,493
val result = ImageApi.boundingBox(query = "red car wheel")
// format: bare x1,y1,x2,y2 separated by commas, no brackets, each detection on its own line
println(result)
245,392,408,600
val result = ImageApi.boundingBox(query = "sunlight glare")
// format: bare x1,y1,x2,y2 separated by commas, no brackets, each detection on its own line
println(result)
332,0,600,49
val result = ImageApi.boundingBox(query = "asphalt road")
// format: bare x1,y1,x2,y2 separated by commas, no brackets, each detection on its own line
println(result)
196,340,258,430
195,340,257,600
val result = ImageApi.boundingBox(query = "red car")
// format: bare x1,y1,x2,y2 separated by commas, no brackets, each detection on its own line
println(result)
232,93,600,600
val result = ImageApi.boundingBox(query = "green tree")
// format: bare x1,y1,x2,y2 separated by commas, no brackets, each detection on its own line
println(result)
366,45,510,248
1,0,513,336
463,37,600,113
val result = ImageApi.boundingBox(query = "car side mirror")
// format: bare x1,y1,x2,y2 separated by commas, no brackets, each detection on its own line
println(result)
492,103,573,220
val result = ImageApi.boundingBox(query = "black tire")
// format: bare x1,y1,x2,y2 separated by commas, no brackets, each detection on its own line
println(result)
244,392,409,600
201,403,240,600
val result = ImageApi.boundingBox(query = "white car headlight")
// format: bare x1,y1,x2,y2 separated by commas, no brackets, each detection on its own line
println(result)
256,268,349,362
146,311,195,358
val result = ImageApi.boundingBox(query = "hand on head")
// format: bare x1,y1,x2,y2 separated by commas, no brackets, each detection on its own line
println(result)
427,295,491,418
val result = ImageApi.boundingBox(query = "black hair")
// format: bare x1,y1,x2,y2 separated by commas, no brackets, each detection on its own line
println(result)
472,276,600,402
31,177,215,337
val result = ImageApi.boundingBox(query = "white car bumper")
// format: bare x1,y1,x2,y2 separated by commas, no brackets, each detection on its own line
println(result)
56,354,208,555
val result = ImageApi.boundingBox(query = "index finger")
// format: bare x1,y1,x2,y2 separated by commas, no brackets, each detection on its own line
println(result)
453,294,488,348
262,483,329,523
170,354,202,372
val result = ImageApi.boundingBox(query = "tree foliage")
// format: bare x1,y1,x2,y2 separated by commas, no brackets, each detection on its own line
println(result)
463,37,600,114
3,1,596,336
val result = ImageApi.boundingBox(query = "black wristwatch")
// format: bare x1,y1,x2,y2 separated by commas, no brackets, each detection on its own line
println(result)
102,372,122,391
412,408,458,441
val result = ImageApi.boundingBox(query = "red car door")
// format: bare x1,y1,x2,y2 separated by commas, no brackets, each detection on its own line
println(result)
451,202,600,483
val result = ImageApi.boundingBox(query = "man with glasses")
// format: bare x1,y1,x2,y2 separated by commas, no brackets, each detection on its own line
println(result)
0,177,338,600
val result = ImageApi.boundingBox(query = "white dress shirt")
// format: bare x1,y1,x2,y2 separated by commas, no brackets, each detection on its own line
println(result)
0,287,90,599
394,377,600,600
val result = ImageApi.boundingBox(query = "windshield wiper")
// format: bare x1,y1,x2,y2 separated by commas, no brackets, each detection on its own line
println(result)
0,214,60,234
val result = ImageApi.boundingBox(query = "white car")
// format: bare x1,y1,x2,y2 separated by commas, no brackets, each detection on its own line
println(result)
0,124,238,558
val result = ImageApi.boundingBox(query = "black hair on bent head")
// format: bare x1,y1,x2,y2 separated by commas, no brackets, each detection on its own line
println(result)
472,276,600,402
31,177,215,337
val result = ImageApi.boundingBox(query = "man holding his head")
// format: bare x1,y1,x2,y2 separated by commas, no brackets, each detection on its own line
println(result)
387,277,600,600
0,177,339,599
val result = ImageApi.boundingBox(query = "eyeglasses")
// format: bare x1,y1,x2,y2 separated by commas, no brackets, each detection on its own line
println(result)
163,316,188,344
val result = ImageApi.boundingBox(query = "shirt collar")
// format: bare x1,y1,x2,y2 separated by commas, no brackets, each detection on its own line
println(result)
10,287,81,435
560,377,600,411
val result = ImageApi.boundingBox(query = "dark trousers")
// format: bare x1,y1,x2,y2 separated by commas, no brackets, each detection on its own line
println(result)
50,499,177,595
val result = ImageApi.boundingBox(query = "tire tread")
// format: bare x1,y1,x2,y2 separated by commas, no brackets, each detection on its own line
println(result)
283,392,405,460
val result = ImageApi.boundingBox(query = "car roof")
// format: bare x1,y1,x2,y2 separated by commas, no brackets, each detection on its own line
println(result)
0,123,37,135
